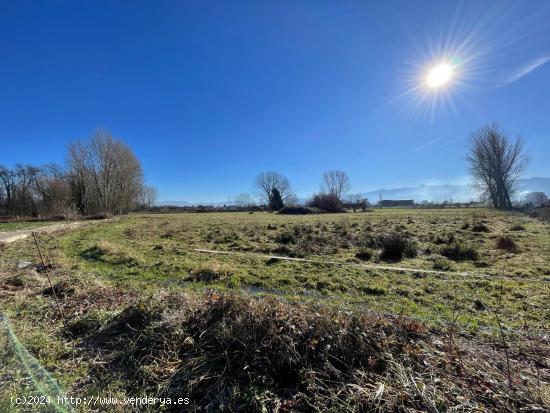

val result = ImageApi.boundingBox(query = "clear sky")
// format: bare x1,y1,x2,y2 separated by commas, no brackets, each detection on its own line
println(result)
1,0,549,202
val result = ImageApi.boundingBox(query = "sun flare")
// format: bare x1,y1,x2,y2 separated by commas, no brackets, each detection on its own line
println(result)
426,63,453,88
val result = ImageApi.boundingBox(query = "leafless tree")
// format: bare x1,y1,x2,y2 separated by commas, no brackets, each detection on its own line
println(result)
67,130,144,215
0,165,17,214
234,193,256,208
322,170,351,201
347,193,368,212
139,185,159,208
467,123,529,210
0,163,70,217
254,171,293,205
33,164,71,216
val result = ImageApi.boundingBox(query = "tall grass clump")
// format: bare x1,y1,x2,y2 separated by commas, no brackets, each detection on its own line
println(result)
376,232,417,261
440,243,479,261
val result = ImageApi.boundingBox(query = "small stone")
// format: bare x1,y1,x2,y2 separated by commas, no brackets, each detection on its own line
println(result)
17,261,33,269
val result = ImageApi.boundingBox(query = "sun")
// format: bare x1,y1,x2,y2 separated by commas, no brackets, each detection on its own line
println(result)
426,63,453,88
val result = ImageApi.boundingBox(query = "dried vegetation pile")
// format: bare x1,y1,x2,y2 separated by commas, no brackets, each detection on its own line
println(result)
66,291,549,412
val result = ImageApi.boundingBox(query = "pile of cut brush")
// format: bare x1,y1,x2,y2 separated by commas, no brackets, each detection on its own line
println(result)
66,291,549,412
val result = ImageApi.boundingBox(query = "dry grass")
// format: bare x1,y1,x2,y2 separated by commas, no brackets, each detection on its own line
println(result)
1,208,549,411
61,290,549,412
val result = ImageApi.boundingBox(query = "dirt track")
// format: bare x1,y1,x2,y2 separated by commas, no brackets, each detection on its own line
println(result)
0,219,117,244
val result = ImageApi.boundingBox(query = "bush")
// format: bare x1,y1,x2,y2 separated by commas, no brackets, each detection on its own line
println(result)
510,224,525,231
376,232,417,261
495,236,518,252
278,206,322,215
440,243,478,261
355,248,373,261
308,193,344,213
471,223,490,233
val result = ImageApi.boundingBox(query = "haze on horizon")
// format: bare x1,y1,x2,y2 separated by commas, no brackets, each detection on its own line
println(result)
1,0,550,203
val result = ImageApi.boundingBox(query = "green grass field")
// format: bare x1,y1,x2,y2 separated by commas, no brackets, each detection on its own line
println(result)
2,208,549,330
1,208,549,411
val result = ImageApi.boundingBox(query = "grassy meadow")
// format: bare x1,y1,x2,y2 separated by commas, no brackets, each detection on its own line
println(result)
4,208,549,329
1,208,549,411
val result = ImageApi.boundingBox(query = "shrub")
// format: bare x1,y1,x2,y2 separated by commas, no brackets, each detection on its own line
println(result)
495,236,518,252
471,223,490,233
278,206,321,215
510,224,525,231
355,248,373,261
440,243,478,261
308,193,344,213
376,232,417,261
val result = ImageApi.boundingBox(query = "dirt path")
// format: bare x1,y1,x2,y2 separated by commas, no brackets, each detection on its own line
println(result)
0,219,118,244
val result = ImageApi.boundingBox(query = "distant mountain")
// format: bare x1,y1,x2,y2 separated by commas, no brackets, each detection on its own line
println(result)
156,200,194,207
360,177,550,203
158,177,550,206
362,184,477,203
156,200,237,207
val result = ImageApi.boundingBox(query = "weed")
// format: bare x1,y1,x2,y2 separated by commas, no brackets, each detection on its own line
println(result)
187,264,233,282
376,232,418,261
496,236,519,253
355,248,373,261
440,243,479,261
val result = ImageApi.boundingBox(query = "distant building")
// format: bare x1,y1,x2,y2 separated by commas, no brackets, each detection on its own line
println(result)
380,199,415,207
525,192,548,207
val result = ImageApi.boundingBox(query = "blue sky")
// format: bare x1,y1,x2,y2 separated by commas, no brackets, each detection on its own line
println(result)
1,0,549,202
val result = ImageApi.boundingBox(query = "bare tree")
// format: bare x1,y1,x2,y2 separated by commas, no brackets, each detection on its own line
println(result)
467,123,529,210
0,163,70,217
234,193,256,208
254,172,293,206
139,185,159,209
322,170,351,201
33,164,71,216
67,130,144,215
347,193,368,212
0,165,17,215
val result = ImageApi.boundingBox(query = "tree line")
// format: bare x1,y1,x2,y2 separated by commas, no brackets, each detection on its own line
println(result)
245,123,530,212
1,122,531,217
0,130,157,218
